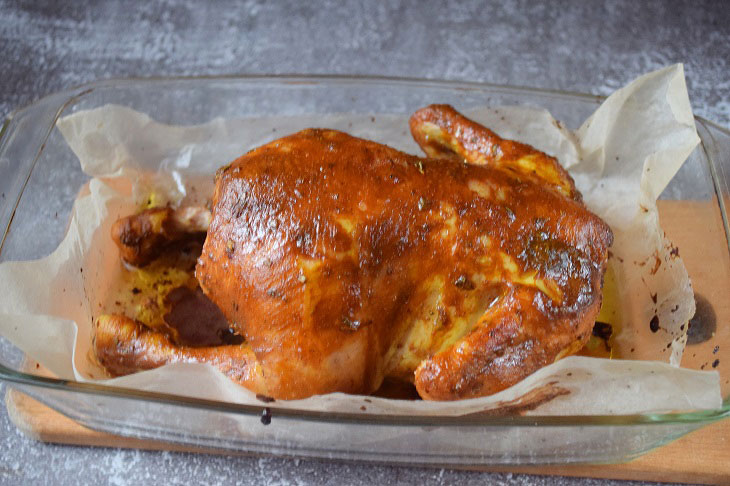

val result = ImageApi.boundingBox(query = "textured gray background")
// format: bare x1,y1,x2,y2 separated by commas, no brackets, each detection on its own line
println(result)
1,0,728,485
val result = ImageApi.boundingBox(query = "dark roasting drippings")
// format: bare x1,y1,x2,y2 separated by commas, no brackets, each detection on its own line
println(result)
163,286,243,347
592,321,613,342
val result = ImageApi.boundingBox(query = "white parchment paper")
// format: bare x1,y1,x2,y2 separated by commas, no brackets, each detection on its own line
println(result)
0,64,721,415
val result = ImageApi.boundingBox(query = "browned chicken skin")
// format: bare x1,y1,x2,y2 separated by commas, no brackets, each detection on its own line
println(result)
99,105,613,401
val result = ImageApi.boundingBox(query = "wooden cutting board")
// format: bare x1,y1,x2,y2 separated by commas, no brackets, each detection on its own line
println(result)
5,199,730,484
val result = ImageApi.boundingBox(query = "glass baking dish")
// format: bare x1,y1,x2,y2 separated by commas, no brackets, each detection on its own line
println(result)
0,76,728,466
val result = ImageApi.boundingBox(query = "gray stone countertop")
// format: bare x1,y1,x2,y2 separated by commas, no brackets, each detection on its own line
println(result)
0,1,728,484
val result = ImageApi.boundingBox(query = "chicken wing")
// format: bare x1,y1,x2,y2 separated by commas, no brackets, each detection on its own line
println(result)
409,104,579,200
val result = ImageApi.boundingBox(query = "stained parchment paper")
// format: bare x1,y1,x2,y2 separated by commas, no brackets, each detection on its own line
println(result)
0,64,721,415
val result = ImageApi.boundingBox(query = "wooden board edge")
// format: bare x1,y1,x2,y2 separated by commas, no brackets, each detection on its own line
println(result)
5,387,219,454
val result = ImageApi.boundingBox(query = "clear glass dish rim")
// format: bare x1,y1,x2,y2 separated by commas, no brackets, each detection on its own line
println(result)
0,74,728,428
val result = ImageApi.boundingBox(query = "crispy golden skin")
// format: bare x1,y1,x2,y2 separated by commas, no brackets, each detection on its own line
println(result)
102,105,612,401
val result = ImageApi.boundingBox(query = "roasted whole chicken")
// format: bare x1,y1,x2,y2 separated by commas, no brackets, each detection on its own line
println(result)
97,105,613,401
